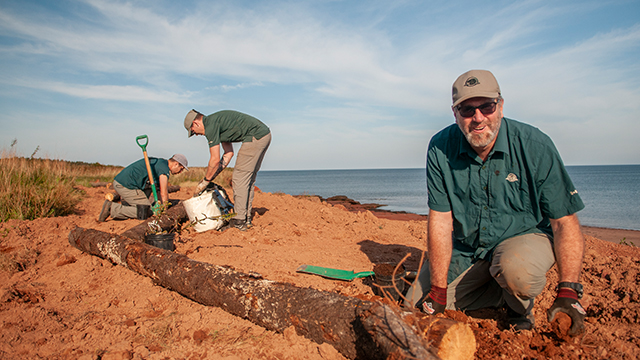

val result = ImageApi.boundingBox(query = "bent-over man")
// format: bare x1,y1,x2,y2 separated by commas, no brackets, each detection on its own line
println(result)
184,110,271,231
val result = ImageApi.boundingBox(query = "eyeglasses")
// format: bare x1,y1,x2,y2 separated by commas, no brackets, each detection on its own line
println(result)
456,100,499,118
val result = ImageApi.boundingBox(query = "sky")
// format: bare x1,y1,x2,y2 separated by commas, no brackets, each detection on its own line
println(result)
1,0,639,171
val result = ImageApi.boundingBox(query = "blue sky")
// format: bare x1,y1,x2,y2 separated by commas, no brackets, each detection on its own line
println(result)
1,0,639,170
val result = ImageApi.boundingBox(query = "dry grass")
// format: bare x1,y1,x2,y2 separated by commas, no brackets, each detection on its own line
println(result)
1,140,234,221
171,167,233,189
0,148,84,221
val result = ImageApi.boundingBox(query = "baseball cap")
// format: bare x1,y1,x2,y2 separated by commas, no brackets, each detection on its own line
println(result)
170,154,189,171
184,109,200,137
452,70,501,107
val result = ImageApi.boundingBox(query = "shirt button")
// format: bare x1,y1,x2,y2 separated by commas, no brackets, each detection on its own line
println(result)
482,227,487,230
483,186,487,190
484,206,488,210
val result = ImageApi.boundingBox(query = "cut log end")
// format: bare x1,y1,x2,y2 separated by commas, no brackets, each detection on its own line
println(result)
419,316,476,360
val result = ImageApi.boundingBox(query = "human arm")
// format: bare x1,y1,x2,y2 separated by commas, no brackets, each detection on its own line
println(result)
194,143,234,195
550,214,584,283
428,209,454,287
547,213,587,335
417,209,453,314
158,174,169,203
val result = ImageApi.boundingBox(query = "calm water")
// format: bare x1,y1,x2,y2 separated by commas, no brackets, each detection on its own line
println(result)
255,165,640,231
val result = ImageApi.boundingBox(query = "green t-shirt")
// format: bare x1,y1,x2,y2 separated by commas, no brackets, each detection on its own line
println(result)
426,117,584,282
114,158,170,191
203,110,270,147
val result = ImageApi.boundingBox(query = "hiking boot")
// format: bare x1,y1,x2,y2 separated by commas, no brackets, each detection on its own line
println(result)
98,200,112,222
507,305,535,331
246,217,253,228
230,218,247,231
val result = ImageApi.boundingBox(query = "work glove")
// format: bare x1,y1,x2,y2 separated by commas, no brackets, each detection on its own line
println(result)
194,178,210,197
418,285,447,315
547,288,586,336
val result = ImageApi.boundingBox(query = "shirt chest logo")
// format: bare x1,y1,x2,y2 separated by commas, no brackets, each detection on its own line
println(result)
506,173,519,183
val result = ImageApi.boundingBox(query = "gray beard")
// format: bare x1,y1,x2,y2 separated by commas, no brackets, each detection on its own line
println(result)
464,122,500,149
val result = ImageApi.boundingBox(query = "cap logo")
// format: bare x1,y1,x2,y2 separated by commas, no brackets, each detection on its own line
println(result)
464,77,480,87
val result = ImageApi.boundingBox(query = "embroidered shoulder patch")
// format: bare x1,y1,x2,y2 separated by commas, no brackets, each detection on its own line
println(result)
506,173,519,182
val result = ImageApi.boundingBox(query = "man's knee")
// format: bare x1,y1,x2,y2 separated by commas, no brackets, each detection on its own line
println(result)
491,262,547,299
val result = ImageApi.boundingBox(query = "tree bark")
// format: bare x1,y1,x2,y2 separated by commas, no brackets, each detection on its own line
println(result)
68,227,475,359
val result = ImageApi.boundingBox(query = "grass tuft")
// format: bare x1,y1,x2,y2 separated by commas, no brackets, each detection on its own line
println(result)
0,147,83,221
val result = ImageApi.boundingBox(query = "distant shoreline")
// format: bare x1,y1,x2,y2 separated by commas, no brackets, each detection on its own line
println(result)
311,194,640,247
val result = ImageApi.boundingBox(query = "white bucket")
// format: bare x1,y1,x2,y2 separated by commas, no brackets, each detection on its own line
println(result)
183,190,225,232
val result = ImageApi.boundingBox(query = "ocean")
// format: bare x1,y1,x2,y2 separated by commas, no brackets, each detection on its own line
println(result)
255,165,640,231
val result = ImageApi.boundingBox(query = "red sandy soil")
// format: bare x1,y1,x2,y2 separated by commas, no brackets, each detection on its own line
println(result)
1,185,639,359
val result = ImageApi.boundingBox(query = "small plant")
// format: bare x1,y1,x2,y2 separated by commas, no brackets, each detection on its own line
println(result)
619,237,636,247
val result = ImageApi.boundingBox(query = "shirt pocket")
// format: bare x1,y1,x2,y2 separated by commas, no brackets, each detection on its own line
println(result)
497,172,531,212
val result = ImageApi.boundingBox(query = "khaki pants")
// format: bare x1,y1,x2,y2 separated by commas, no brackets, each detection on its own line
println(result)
110,180,152,220
404,232,555,315
232,133,271,221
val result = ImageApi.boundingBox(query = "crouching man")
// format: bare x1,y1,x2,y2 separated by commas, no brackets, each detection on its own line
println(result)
405,70,587,335
98,154,188,221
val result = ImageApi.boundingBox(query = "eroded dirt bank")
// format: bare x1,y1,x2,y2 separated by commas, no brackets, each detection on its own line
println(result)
1,186,638,359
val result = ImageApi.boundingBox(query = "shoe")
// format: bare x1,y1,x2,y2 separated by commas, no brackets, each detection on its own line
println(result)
246,217,253,228
230,218,247,231
98,200,112,222
507,305,535,331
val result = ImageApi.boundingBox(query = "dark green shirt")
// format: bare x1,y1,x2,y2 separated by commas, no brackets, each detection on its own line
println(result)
203,110,270,148
114,158,170,191
427,117,584,282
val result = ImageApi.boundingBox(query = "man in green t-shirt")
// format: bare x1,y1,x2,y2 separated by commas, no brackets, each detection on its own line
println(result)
404,70,587,336
98,154,188,221
184,110,271,231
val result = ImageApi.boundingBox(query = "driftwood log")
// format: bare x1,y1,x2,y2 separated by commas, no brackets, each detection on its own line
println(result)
68,227,475,360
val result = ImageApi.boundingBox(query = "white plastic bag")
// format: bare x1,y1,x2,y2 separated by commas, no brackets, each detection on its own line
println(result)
183,190,225,232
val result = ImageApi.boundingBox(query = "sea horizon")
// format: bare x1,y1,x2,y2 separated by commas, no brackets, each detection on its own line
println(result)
255,164,640,232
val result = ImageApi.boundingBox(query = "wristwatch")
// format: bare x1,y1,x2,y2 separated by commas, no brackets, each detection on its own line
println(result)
557,282,583,299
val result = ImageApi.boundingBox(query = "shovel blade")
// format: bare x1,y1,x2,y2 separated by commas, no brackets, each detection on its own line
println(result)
296,264,374,281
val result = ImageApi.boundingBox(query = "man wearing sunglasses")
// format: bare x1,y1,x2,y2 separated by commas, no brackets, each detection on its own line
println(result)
405,70,587,336
184,110,271,231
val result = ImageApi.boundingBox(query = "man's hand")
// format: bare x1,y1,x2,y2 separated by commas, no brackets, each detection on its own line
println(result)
547,288,586,336
194,178,210,196
418,285,447,315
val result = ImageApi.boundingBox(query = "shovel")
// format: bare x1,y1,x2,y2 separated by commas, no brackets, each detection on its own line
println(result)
136,135,160,216
296,264,374,281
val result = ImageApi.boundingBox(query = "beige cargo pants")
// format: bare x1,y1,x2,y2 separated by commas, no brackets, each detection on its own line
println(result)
232,133,271,222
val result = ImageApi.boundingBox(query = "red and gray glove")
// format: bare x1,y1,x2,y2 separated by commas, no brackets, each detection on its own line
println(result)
547,287,586,336
418,285,447,315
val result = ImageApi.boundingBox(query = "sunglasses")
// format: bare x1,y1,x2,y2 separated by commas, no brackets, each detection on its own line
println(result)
456,100,499,118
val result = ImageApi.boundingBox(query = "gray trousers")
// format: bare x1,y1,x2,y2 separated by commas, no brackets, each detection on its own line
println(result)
110,180,152,220
232,133,271,221
404,233,555,315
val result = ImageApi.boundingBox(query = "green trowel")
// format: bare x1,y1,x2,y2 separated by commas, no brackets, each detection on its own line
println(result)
296,264,375,281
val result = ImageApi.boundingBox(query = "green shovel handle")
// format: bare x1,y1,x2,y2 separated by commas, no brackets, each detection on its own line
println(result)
136,135,148,152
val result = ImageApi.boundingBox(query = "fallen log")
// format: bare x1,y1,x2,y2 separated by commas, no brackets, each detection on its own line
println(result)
119,202,188,242
68,227,475,359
